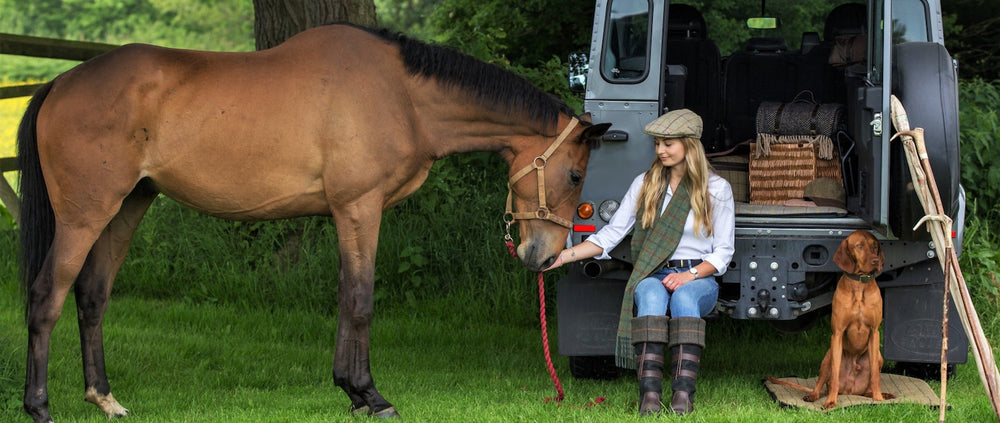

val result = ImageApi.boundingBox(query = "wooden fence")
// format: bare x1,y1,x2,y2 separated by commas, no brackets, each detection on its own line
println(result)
0,33,117,223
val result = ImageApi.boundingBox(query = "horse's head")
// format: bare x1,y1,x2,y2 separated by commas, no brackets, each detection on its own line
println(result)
506,113,610,272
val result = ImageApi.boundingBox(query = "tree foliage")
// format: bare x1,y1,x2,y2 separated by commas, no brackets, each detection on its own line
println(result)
0,0,253,48
942,0,1000,81
375,0,593,111
0,0,254,81
253,0,376,50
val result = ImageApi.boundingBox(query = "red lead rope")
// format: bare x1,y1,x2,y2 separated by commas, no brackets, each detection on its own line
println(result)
505,240,607,407
536,271,565,403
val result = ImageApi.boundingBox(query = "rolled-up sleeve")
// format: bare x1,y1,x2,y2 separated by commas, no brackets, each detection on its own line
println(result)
702,176,735,276
585,173,645,259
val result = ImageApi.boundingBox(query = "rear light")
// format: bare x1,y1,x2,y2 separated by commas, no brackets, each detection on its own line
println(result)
577,202,594,219
598,200,619,222
574,225,596,232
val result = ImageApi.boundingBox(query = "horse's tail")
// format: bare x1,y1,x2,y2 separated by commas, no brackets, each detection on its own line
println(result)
18,81,56,322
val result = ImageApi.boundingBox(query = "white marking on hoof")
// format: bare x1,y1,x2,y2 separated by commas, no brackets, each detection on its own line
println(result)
373,406,399,419
84,387,130,418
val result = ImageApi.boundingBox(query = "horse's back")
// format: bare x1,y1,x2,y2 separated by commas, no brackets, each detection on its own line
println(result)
36,25,423,221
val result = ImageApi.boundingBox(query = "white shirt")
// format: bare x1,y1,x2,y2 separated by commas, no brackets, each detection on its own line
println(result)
586,172,736,276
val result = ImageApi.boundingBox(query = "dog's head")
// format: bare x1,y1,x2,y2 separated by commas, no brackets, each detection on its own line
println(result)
833,230,884,276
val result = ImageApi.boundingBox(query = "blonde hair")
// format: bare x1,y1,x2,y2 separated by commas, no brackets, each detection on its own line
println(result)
636,137,714,236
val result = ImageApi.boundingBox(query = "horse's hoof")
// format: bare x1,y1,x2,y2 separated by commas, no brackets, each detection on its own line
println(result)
85,388,129,418
372,406,400,419
350,405,369,416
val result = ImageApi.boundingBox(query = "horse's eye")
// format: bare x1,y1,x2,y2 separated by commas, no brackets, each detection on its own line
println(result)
569,170,583,186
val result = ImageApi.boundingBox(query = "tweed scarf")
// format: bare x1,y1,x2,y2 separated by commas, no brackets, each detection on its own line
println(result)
615,177,692,369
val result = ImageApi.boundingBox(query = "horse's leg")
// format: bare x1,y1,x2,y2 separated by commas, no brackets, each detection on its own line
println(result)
75,191,156,418
25,226,107,423
330,199,398,418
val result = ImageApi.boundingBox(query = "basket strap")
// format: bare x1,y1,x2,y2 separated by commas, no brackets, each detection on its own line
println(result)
809,104,821,135
772,103,786,135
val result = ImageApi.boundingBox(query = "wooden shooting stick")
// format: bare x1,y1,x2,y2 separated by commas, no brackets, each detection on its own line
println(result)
890,95,1000,422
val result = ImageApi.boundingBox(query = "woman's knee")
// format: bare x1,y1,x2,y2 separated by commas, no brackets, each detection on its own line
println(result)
635,278,669,316
670,278,718,316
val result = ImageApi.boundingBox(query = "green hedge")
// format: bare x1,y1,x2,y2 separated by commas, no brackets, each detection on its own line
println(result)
111,152,544,322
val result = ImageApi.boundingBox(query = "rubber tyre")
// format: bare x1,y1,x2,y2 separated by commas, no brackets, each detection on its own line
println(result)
890,42,961,240
568,355,623,380
891,361,956,381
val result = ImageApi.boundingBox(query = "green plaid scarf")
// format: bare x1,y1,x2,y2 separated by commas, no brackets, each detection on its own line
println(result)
615,177,692,369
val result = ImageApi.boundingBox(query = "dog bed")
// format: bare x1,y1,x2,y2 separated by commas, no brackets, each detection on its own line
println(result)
764,373,946,411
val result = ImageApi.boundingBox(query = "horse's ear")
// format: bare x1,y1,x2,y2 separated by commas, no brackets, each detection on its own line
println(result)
582,122,611,138
579,112,593,123
580,122,611,148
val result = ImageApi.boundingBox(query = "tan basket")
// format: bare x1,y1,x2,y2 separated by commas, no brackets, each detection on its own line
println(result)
749,142,842,205
710,155,749,203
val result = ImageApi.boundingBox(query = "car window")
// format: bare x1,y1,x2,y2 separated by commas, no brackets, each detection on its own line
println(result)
601,0,651,82
891,0,930,43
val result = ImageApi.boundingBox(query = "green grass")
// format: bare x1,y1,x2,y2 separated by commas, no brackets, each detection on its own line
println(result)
1,273,997,422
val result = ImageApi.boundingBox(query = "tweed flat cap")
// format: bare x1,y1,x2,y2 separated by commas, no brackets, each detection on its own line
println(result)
644,109,703,139
803,177,846,208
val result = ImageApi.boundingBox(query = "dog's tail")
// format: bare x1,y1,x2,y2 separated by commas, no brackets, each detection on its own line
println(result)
765,376,815,393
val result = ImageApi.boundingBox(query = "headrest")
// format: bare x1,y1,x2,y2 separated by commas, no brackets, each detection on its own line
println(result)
668,4,707,40
746,37,788,53
801,32,821,54
824,3,866,41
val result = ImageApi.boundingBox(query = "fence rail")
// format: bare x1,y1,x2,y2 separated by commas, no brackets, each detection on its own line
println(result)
1,32,118,223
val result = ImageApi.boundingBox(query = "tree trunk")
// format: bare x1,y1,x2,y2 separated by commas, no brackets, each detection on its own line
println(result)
253,0,377,50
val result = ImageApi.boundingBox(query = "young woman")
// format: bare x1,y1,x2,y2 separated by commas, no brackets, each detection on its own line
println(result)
546,109,735,415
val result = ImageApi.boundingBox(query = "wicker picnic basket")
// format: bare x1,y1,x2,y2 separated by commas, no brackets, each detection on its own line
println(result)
748,141,842,205
749,92,845,205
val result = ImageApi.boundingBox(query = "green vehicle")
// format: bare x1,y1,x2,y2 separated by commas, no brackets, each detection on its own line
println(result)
559,0,966,379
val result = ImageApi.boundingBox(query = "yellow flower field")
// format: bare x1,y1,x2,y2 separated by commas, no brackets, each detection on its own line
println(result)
0,96,28,206
1,96,28,158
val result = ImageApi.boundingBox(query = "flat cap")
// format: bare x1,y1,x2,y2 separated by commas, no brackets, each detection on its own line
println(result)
644,109,703,139
803,177,846,208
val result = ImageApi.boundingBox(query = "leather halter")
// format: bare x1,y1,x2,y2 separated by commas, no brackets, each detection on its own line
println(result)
504,117,579,231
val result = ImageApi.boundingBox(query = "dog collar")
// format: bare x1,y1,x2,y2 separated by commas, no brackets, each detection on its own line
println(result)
844,272,876,283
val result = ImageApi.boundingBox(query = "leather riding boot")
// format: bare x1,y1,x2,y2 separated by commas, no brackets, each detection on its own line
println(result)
631,315,669,416
668,317,706,415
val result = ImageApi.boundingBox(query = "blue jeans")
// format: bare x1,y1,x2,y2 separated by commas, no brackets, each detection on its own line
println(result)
634,268,719,318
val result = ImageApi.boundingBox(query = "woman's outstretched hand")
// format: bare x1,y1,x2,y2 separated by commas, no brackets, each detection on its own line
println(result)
545,248,572,271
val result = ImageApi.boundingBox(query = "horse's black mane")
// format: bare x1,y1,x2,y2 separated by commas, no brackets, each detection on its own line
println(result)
351,25,576,134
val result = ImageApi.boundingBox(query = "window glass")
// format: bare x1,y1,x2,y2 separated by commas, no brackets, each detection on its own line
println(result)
871,0,884,84
891,0,929,43
601,0,651,82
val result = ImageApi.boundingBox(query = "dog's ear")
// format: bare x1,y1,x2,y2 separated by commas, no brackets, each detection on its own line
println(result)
833,236,856,273
876,245,885,274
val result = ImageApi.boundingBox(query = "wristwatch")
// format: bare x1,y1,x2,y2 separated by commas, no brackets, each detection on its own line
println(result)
689,267,699,278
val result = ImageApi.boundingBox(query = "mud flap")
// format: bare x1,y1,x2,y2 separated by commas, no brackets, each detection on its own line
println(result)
883,284,968,364
557,268,626,357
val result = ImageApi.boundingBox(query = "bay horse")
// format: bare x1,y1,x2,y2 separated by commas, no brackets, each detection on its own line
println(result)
17,23,609,422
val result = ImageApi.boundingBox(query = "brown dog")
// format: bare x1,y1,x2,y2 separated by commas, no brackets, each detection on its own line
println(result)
768,230,895,408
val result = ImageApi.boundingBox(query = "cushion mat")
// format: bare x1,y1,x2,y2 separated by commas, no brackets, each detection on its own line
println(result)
764,373,946,411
